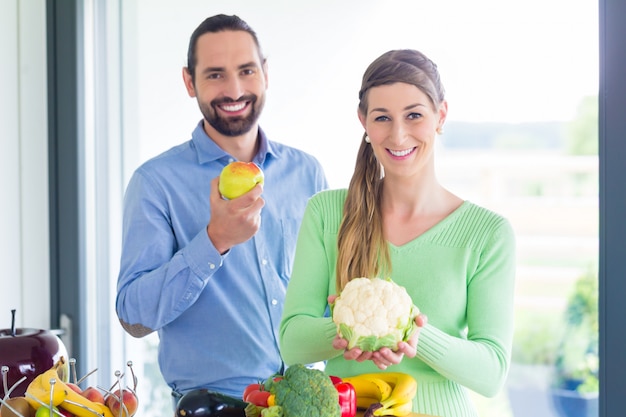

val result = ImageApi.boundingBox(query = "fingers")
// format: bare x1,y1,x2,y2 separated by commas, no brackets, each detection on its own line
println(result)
415,313,428,327
207,178,265,253
373,347,407,366
344,349,373,363
335,313,429,367
332,334,348,350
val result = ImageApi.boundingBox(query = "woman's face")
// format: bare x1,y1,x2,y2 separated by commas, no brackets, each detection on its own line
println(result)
359,82,447,180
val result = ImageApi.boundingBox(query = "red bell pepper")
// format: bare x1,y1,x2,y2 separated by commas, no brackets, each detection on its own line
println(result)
330,376,357,417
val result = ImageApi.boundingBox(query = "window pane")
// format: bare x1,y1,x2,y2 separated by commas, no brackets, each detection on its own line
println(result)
116,1,598,416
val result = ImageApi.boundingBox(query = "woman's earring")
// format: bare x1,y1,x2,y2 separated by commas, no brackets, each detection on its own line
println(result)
364,135,371,143
436,127,443,135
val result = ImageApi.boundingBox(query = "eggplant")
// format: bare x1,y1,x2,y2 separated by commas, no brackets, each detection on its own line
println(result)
176,389,248,417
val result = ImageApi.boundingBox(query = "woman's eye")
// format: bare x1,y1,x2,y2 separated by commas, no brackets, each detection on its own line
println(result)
407,112,422,120
374,115,390,122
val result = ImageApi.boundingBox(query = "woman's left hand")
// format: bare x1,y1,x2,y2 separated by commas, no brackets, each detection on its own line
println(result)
370,313,428,369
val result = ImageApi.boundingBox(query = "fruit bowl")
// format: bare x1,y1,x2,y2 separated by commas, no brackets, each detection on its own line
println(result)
1,357,139,417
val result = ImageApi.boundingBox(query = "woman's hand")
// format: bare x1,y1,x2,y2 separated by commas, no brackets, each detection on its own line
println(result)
370,313,428,369
329,293,428,370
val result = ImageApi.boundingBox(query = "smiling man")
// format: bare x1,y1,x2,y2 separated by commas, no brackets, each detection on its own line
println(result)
115,14,328,406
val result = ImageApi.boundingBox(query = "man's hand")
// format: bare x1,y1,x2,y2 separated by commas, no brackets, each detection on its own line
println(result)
207,176,265,254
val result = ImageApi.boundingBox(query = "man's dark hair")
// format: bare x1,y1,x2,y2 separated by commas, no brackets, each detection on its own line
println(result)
186,14,265,82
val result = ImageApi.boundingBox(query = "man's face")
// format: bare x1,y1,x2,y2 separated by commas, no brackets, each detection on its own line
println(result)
186,30,268,137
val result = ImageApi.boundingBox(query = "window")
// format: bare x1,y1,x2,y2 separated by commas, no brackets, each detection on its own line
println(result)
78,1,600,416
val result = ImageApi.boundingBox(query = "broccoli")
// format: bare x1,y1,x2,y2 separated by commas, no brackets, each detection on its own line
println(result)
261,405,284,417
272,364,341,417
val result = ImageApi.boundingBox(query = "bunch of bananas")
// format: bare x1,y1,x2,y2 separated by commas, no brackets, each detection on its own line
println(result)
343,372,417,417
25,360,115,417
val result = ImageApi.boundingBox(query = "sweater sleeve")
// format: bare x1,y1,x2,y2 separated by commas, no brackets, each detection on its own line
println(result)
279,191,345,365
416,217,517,397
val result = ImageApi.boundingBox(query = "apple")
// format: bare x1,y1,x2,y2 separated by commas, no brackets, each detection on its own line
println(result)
34,405,59,417
105,388,138,417
81,386,105,404
0,325,69,398
218,161,264,200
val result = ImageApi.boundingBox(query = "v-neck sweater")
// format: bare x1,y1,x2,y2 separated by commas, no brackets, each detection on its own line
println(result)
279,188,516,417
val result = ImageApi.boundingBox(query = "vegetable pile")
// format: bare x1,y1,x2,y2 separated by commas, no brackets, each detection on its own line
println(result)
332,277,420,351
244,364,355,417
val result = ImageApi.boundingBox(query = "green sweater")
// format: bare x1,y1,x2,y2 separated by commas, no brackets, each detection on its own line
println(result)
279,189,516,417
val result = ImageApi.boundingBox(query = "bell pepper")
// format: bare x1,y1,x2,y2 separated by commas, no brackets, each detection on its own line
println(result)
330,376,357,417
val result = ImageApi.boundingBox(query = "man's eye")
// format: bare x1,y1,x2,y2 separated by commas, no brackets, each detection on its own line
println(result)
206,73,222,80
241,69,255,76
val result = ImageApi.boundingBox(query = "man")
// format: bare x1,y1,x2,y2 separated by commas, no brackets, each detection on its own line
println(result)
115,14,328,402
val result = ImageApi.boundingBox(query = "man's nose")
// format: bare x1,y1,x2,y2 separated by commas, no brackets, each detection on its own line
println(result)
223,76,245,100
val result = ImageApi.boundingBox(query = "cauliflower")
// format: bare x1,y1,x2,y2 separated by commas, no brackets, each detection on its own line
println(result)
332,277,420,351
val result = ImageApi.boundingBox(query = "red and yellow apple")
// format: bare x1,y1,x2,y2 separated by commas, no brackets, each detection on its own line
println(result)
218,161,264,200
105,388,138,417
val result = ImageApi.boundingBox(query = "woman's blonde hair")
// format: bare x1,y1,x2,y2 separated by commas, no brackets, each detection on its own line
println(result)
335,49,445,290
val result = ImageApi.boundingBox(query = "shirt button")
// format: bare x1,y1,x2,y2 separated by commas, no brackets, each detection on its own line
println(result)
228,157,235,163
208,263,216,269
262,259,268,265
271,299,278,305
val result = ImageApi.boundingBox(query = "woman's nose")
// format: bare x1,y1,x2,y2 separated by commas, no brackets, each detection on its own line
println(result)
390,122,408,144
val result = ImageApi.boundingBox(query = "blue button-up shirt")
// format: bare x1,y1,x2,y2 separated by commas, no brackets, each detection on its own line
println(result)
116,121,328,398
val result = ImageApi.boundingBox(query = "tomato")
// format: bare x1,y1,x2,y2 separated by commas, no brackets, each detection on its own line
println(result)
243,383,262,402
245,390,272,407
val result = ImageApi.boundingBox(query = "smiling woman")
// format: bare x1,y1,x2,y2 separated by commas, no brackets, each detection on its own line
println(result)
72,0,600,416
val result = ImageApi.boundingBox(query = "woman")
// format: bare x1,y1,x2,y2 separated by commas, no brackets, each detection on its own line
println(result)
279,49,516,417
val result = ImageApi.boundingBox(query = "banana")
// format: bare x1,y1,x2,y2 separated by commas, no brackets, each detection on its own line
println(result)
25,363,114,417
373,399,413,417
355,396,380,410
55,382,115,417
343,376,393,402
359,373,417,408
60,397,115,417
25,368,68,409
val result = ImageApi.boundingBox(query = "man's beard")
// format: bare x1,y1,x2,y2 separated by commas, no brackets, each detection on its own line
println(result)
199,94,265,137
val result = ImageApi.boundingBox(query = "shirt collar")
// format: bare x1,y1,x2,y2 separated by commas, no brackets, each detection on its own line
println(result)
191,120,280,166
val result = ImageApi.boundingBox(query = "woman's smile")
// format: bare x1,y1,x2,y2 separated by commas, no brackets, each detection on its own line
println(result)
387,147,417,158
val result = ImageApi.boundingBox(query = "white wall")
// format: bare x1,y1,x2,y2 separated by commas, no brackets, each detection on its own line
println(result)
0,0,50,330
